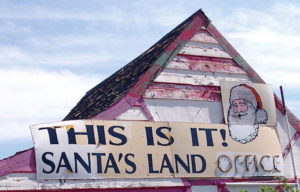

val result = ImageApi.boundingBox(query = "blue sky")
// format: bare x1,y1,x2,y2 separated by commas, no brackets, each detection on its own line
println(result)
1,0,300,159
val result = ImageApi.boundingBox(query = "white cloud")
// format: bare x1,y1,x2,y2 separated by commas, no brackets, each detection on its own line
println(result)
0,2,187,28
22,32,157,50
215,3,300,90
286,100,300,116
0,20,32,33
0,69,102,141
0,46,117,67
271,2,300,16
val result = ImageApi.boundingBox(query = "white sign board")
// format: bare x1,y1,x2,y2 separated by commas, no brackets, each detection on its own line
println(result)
31,120,284,179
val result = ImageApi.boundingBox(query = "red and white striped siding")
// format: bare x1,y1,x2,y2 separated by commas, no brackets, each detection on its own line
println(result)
167,55,246,74
179,41,232,58
117,28,247,123
154,68,250,86
144,83,221,101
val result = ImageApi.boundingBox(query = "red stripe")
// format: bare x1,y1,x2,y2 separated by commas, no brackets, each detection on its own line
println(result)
174,62,243,74
144,83,221,101
176,54,238,65
169,55,245,74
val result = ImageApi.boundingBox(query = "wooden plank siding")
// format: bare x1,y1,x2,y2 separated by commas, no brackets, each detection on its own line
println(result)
179,41,232,58
154,68,251,86
144,83,221,101
190,29,219,44
167,55,246,74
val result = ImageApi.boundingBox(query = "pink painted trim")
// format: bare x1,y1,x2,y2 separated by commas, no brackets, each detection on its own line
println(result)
218,183,229,192
181,178,191,186
92,96,155,121
0,148,36,177
274,94,300,135
133,97,154,121
92,96,132,120
5,186,186,192
127,64,163,100
181,179,192,192
166,15,205,52
287,109,300,132
92,65,163,120
282,131,300,159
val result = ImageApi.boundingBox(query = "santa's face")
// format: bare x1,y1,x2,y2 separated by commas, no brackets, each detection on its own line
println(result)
227,99,258,144
228,99,256,125
232,99,248,114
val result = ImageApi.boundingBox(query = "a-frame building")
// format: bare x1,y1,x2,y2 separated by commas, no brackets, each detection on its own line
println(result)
1,9,299,192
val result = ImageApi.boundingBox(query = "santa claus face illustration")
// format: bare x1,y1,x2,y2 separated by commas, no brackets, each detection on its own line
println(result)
227,84,268,144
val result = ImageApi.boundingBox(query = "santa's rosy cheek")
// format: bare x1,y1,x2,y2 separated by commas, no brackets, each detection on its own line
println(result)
240,104,248,112
234,104,247,113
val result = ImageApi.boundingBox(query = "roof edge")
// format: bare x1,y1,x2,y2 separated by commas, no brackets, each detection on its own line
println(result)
63,9,210,120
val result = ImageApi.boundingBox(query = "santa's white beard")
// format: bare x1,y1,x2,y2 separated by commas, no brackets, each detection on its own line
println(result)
228,124,259,144
227,103,259,143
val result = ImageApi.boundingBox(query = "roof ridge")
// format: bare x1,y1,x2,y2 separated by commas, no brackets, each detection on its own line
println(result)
64,9,208,120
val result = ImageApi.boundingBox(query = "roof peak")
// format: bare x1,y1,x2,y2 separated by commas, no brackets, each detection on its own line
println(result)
64,9,210,120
